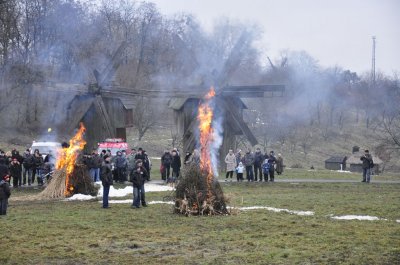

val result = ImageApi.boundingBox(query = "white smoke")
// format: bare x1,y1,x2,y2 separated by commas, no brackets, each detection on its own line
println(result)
210,101,224,177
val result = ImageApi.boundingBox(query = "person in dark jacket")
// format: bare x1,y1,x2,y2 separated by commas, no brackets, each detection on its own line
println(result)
243,149,255,182
44,150,55,164
253,148,263,182
89,150,103,182
130,163,148,208
22,149,34,185
0,174,11,215
0,158,9,181
114,151,128,183
161,150,173,181
9,158,22,187
143,151,151,180
267,151,276,182
129,159,148,207
235,150,243,166
31,149,43,185
170,150,181,183
360,150,374,183
100,155,113,208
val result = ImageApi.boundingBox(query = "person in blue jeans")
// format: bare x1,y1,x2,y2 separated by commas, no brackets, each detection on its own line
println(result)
100,155,113,208
89,150,102,182
360,150,374,183
130,160,148,208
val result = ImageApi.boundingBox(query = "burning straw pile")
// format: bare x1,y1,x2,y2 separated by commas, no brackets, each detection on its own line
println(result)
38,165,97,199
174,87,229,216
174,165,229,216
39,123,97,199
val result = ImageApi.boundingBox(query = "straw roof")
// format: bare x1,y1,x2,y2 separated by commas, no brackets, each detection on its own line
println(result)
347,152,382,165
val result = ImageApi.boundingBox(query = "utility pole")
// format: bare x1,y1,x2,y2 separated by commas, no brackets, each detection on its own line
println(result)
366,36,376,129
371,36,376,85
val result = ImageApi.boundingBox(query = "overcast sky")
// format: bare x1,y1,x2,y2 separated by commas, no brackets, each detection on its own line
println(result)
148,0,400,75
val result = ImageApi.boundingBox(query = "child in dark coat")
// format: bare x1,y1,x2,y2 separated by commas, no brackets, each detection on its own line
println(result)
0,175,11,215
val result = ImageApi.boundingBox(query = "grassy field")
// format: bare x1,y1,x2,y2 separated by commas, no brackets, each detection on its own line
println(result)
1,180,400,265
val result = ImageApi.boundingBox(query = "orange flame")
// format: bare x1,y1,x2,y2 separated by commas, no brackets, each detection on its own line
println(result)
56,122,86,196
197,87,216,198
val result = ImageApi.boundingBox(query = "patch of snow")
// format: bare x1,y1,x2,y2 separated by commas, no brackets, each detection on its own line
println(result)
67,182,174,201
331,215,382,221
97,183,174,197
148,201,174,205
144,183,175,192
396,220,400,223
99,200,174,205
336,170,352,173
97,185,132,198
65,194,96,201
104,199,132,204
238,206,314,216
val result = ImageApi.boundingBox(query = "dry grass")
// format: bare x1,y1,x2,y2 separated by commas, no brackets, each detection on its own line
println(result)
2,181,399,264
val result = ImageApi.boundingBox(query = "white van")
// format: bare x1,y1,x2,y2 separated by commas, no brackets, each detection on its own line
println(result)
30,141,62,158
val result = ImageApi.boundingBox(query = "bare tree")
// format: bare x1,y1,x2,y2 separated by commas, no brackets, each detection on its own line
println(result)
376,110,400,149
132,97,156,141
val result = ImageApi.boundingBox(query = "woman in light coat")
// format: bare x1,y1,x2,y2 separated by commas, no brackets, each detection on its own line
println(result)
225,149,236,181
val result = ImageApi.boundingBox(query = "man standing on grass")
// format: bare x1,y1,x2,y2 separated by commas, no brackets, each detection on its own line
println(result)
100,155,113,209
130,159,148,208
161,150,172,181
244,149,255,182
89,149,102,182
267,151,276,182
253,148,263,182
360,150,374,183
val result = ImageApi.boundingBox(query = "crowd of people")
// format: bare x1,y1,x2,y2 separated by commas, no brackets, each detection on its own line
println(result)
0,148,55,188
0,145,285,214
160,148,198,186
83,147,152,184
84,147,152,209
225,148,284,182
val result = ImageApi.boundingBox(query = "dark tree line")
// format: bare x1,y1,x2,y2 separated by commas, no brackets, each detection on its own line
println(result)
0,0,399,156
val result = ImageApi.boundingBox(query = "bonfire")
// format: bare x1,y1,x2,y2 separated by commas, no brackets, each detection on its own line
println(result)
39,123,97,199
174,87,229,216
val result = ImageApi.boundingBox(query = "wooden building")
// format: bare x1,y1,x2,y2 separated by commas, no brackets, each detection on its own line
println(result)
168,85,284,171
324,156,347,170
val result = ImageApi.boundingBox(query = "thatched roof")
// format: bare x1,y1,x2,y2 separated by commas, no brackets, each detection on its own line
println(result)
347,152,383,165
